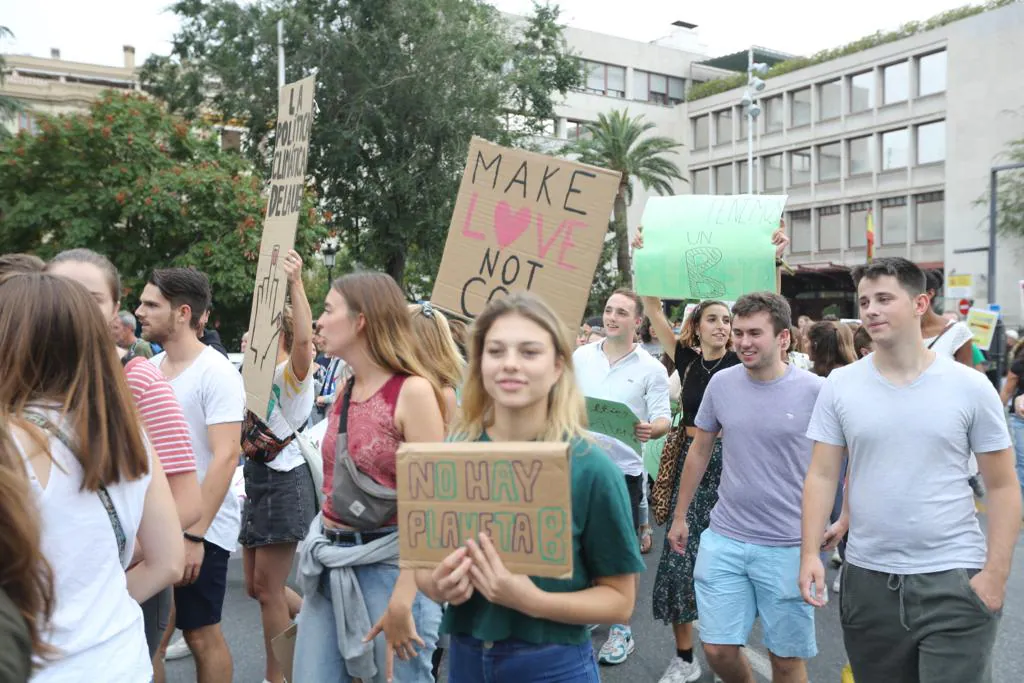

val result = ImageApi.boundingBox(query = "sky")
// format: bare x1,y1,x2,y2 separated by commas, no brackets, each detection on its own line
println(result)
4,0,977,68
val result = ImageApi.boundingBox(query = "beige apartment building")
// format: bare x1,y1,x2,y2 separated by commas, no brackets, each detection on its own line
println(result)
684,2,1024,321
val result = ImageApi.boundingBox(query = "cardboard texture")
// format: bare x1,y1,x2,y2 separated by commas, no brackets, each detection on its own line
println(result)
633,194,787,301
431,137,621,327
396,442,573,579
242,75,316,420
271,623,297,683
966,307,999,351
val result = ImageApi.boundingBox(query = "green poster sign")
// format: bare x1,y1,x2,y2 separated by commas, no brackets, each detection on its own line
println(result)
633,195,787,301
586,397,642,455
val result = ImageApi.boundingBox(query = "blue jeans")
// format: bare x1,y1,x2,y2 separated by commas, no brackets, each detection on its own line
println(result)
447,635,600,683
292,563,441,683
1010,415,1024,503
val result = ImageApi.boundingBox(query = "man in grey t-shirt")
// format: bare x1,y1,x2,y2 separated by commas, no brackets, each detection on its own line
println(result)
669,292,823,683
801,257,1020,683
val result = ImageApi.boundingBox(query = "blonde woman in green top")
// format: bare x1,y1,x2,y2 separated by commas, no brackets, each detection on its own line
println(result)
415,292,645,682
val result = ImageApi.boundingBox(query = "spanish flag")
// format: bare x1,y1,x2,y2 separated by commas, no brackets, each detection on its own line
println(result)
866,209,875,262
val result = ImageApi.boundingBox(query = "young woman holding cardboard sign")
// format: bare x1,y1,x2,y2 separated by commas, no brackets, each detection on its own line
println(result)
416,292,645,682
293,271,446,683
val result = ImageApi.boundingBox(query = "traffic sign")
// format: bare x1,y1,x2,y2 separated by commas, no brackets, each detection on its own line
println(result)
958,299,971,316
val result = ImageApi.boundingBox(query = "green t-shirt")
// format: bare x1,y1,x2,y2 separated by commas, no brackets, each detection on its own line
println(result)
441,435,646,645
0,588,31,683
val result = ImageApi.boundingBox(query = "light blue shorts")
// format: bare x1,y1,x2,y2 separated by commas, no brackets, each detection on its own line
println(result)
693,528,817,659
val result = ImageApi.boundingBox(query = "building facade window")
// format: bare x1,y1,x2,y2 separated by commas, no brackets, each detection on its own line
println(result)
715,109,732,145
916,191,944,242
634,70,685,105
818,206,842,251
881,129,909,170
849,71,874,112
917,50,947,97
692,168,710,194
764,154,783,191
791,88,811,127
819,80,842,120
881,196,908,244
738,160,750,193
581,60,625,98
566,119,591,140
849,135,873,175
916,120,946,165
715,164,733,194
17,112,39,135
790,149,811,186
883,61,909,104
765,95,784,133
848,201,871,248
790,210,812,253
818,142,841,181
693,115,709,150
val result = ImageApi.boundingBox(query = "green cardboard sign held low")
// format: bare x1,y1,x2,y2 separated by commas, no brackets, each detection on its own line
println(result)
586,397,642,455
634,195,788,300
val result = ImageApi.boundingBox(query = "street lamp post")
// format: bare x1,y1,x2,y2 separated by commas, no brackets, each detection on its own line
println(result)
321,242,339,283
742,49,768,194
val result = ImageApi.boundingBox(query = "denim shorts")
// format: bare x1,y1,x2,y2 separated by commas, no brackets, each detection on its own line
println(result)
239,459,318,547
447,635,600,683
693,528,817,659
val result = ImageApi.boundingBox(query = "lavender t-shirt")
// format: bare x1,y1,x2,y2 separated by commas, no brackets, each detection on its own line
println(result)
695,364,824,546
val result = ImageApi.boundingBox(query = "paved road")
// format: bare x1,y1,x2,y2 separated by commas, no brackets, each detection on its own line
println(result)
168,522,1024,683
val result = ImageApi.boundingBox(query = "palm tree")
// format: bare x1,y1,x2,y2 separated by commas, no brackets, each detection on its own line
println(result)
0,26,24,137
569,109,684,288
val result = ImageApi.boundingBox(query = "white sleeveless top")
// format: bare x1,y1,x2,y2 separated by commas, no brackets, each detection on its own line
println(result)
16,411,153,683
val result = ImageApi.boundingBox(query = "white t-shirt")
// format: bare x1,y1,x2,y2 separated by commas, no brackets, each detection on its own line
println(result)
806,354,1011,573
152,346,245,551
573,341,671,476
17,412,153,683
925,321,973,358
265,359,315,472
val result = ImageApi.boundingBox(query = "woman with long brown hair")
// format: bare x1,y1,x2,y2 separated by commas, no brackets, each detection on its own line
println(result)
0,428,53,683
807,321,858,378
409,302,465,421
293,271,445,683
0,272,183,682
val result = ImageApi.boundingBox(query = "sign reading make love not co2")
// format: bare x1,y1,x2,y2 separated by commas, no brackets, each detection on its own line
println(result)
431,137,621,326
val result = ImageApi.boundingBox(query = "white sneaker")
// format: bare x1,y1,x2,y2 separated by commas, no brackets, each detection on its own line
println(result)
833,571,842,595
597,625,634,665
658,656,702,682
163,634,192,661
830,549,842,567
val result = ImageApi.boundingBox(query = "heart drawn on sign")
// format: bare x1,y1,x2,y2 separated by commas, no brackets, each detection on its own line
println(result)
494,201,532,248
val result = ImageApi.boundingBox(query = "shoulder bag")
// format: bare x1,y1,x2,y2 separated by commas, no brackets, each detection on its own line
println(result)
329,378,398,531
650,358,696,527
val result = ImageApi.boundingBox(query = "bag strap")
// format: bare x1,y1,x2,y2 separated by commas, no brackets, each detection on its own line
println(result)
22,411,128,565
927,321,954,350
336,377,356,436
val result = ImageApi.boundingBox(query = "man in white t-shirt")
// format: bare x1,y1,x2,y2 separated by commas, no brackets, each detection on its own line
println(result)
238,249,318,683
800,257,1020,683
574,288,671,666
137,267,244,683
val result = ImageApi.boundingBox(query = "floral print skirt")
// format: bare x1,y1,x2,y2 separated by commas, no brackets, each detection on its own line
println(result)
653,435,723,625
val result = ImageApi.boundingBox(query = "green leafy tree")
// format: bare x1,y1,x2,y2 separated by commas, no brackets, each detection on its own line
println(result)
0,90,328,345
987,137,1024,239
140,0,582,290
568,109,684,289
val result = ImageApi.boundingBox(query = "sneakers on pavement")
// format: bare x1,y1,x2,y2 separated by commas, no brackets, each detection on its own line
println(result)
597,625,635,665
830,549,842,567
658,656,702,682
833,571,842,595
163,634,191,661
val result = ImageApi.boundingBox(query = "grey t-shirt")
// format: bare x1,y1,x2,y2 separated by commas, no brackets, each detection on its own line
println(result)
806,354,1011,574
696,364,824,546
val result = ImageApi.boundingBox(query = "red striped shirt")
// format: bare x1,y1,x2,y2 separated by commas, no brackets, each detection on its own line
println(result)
125,356,197,475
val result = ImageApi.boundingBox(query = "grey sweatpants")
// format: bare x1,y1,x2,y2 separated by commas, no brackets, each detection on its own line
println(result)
840,563,1000,683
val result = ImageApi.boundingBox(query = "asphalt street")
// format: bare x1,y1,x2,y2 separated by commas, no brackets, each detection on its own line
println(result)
167,521,1024,683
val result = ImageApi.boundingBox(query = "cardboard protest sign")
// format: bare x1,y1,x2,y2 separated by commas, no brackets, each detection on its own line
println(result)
242,75,316,420
634,195,787,301
396,442,573,579
586,397,641,455
431,137,621,326
966,307,998,351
